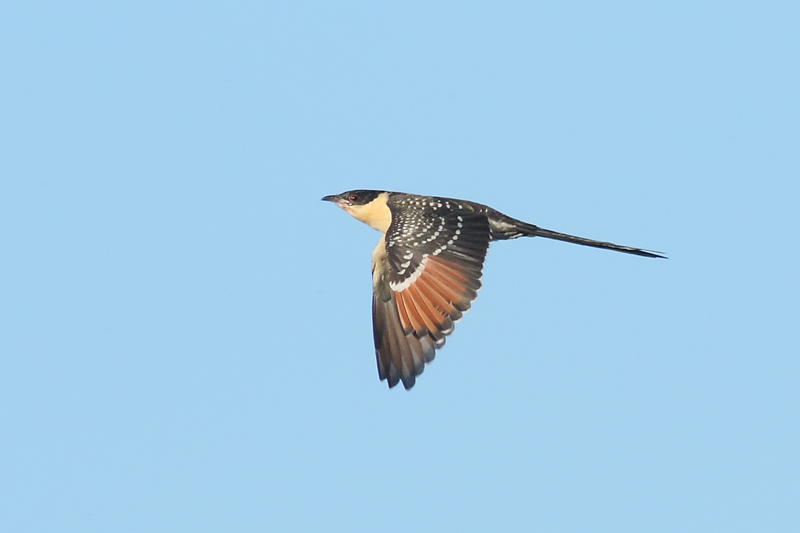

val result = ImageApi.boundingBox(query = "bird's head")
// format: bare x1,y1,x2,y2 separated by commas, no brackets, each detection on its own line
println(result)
321,190,383,209
322,190,391,232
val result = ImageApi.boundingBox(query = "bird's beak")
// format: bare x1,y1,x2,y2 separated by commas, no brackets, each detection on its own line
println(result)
322,194,348,209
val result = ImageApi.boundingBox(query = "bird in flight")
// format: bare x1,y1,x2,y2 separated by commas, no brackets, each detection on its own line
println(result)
323,190,664,390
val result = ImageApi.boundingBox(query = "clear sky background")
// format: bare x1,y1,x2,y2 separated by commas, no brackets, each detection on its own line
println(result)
1,1,798,532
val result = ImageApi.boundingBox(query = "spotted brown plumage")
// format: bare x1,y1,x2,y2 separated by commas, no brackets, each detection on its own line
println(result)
323,190,665,390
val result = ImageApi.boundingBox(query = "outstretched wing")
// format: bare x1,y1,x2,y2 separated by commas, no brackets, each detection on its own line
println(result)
371,199,490,389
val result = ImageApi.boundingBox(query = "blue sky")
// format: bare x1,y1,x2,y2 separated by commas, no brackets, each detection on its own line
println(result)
1,1,798,531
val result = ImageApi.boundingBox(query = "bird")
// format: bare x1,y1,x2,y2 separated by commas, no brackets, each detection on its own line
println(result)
322,190,665,390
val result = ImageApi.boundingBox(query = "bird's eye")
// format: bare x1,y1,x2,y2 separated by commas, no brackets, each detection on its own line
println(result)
348,194,359,203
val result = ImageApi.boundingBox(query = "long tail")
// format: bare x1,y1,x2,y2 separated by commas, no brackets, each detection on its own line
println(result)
532,227,666,258
502,217,666,259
